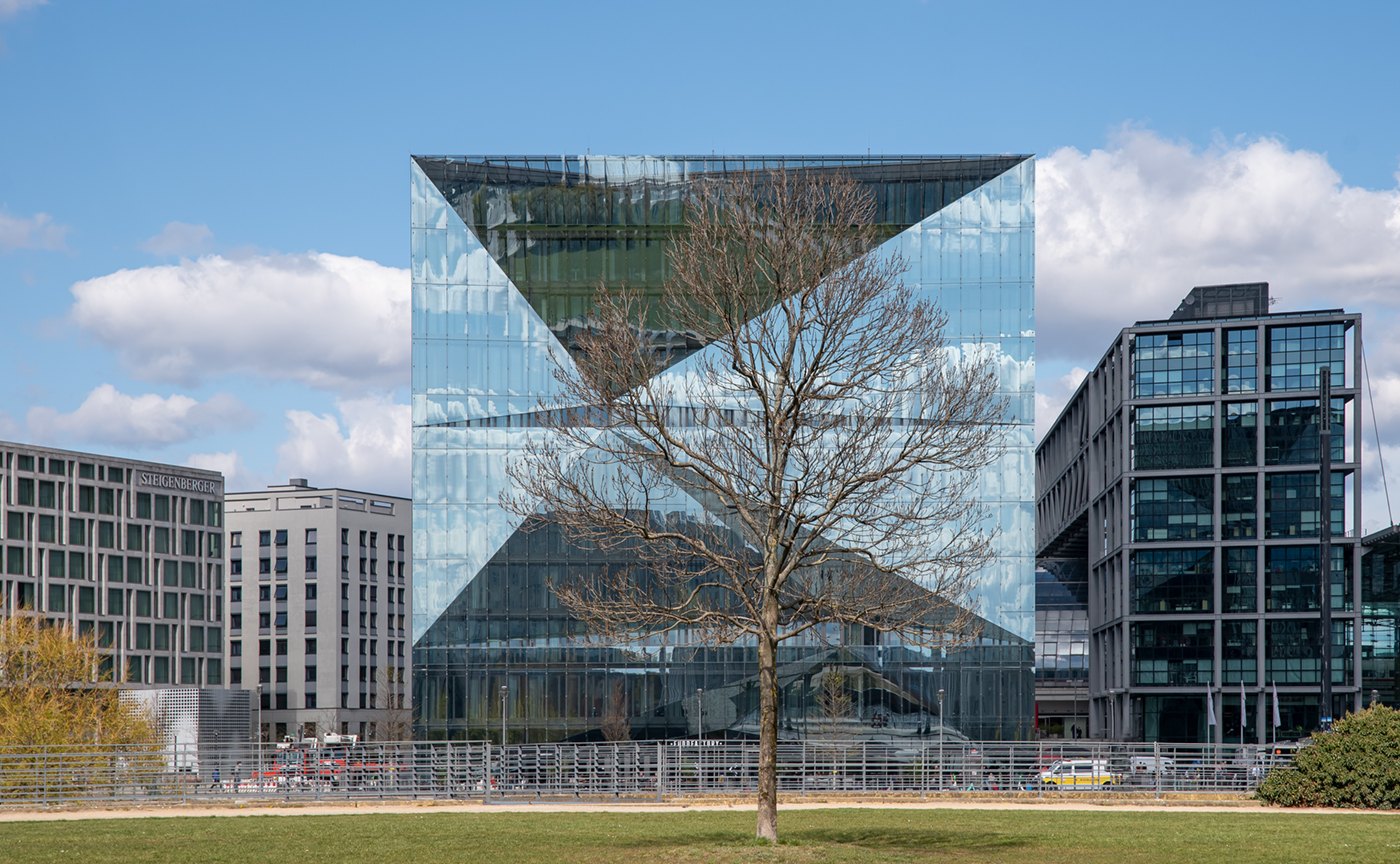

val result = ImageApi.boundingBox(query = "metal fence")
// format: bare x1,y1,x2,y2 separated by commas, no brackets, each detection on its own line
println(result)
0,739,1296,808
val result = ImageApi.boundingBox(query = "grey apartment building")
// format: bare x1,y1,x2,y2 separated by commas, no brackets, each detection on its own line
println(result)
0,441,227,688
224,480,410,743
1036,284,1370,742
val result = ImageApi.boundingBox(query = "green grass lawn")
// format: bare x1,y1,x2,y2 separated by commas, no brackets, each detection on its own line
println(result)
5,808,1399,864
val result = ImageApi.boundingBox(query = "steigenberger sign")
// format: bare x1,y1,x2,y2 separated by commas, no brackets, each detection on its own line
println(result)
136,472,222,494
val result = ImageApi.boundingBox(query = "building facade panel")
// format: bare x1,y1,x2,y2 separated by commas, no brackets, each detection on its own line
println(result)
0,441,225,689
224,480,410,743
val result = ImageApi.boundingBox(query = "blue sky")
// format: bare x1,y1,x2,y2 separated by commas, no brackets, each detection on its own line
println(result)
3,1,1400,525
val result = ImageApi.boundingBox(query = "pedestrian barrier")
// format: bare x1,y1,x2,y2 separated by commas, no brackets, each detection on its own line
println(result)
0,739,1295,807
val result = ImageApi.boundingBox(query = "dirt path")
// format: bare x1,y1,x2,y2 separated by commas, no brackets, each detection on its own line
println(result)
3,797,1383,822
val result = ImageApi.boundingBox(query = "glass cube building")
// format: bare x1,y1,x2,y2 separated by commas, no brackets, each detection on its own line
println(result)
410,155,1036,742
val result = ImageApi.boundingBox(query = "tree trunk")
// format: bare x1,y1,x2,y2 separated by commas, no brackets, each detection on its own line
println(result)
756,598,779,842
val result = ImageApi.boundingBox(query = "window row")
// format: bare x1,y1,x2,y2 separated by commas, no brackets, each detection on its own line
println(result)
1131,619,1353,685
1131,545,1351,613
1131,398,1347,470
1132,323,1347,398
1130,472,1345,542
4,482,221,525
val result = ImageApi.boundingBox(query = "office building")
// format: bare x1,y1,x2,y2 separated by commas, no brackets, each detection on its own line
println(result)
411,154,1036,742
1036,283,1367,741
224,480,410,743
0,441,226,688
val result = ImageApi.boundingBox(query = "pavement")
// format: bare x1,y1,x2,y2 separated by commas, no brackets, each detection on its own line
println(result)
2,796,1387,822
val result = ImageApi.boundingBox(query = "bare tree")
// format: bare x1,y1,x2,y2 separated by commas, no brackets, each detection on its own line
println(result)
506,169,1007,841
370,667,413,742
817,666,855,739
600,679,631,742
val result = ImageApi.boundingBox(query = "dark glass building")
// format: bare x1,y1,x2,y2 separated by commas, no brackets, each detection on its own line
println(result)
1037,283,1366,742
410,155,1036,742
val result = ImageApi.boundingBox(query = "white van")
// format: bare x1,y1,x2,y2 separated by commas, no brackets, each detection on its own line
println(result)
1038,759,1119,787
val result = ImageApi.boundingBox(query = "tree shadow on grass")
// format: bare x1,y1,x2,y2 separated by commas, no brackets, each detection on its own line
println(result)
790,827,1030,854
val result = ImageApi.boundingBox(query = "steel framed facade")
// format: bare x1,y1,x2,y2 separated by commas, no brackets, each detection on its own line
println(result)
1036,285,1366,741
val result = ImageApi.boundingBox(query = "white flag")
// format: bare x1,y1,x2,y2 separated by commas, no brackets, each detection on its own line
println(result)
1241,681,1248,741
1272,681,1282,728
1207,690,1217,727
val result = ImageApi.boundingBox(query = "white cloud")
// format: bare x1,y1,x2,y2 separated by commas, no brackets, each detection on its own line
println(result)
275,394,409,497
68,252,409,393
0,0,46,19
139,221,213,256
0,209,67,252
1034,366,1088,443
0,410,20,440
186,450,267,495
1037,128,1400,363
26,384,255,448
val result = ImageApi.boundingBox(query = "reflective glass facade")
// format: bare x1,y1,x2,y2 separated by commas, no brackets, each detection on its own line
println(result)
411,155,1036,742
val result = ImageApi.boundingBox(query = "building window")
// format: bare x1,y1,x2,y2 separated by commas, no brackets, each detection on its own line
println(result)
305,665,317,682
38,515,55,543
259,612,271,629
38,480,56,508
274,585,287,601
1222,620,1258,685
305,693,316,709
136,492,151,519
154,494,170,521
190,499,205,526
230,531,241,548
98,488,115,515
275,694,288,710
1132,621,1213,686
275,557,288,573
190,626,205,652
305,610,317,627
1223,547,1257,613
306,556,317,572
207,659,222,685
1133,331,1214,398
127,523,143,551
1265,472,1344,538
1267,619,1352,685
306,528,317,544
306,638,317,654
275,529,287,546
1131,548,1212,613
276,666,288,683
260,558,271,574
231,640,242,656
153,657,170,684
1266,545,1351,612
231,559,243,576
259,530,272,547
1131,477,1214,542
48,583,65,612
1221,475,1257,539
1266,398,1345,465
1222,403,1258,467
182,530,197,557
154,624,170,650
1266,323,1346,391
306,583,317,599
275,613,287,628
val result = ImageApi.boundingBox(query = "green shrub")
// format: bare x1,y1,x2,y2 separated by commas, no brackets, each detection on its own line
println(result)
1256,704,1400,808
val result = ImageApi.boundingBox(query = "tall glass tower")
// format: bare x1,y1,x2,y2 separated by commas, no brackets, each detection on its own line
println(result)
410,156,1036,742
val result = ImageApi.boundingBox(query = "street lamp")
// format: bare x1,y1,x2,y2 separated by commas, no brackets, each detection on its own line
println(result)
500,684,509,747
937,688,945,792
254,684,263,785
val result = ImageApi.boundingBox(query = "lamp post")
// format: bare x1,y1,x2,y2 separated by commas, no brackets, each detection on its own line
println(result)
695,688,704,738
937,688,945,791
500,684,508,747
254,684,263,786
